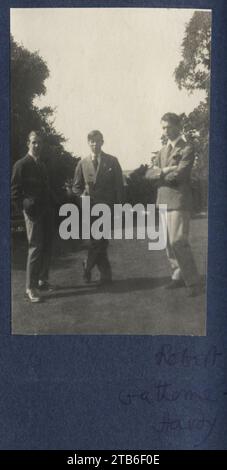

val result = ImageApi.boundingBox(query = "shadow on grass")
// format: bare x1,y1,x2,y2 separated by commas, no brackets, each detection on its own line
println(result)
45,276,170,300
191,212,207,220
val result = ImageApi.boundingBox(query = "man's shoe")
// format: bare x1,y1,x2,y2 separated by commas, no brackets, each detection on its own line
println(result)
25,288,41,303
82,260,91,283
165,279,185,289
38,280,55,292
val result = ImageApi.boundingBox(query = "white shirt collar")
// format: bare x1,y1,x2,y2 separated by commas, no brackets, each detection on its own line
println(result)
167,135,182,149
91,152,101,161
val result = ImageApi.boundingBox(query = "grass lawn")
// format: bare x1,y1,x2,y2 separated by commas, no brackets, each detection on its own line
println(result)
12,216,207,335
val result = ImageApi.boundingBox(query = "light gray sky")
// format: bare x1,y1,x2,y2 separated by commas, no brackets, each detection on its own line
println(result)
11,8,207,170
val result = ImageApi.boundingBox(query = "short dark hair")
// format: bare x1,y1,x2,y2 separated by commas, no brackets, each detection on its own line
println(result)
27,130,43,142
87,130,103,141
161,113,182,127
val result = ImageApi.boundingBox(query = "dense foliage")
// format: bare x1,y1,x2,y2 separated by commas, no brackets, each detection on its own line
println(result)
11,36,80,206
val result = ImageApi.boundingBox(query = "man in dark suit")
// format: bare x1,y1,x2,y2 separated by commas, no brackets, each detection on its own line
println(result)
11,131,55,302
73,130,124,285
146,113,200,296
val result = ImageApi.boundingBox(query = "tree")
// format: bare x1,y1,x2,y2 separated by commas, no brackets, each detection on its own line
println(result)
11,35,49,161
125,165,157,205
174,12,211,210
11,35,80,205
174,11,211,94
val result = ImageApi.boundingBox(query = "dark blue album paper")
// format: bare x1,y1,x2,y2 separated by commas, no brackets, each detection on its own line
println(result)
0,0,227,450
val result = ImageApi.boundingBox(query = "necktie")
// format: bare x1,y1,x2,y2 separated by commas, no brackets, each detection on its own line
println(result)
166,143,173,162
167,143,172,154
93,156,98,171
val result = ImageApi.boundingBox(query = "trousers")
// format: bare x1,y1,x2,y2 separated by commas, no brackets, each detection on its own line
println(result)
166,210,199,287
85,213,112,279
23,208,54,289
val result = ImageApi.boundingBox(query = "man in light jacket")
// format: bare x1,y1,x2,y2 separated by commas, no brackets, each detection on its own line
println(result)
146,113,201,296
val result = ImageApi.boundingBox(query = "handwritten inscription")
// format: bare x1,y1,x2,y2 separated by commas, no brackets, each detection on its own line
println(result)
152,411,217,447
119,386,218,446
155,344,222,368
119,382,216,405
118,345,223,447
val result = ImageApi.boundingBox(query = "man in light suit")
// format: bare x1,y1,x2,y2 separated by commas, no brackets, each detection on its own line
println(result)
73,130,124,285
146,113,201,296
11,131,55,302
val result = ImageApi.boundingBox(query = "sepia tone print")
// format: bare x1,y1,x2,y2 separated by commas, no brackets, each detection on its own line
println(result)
11,8,211,335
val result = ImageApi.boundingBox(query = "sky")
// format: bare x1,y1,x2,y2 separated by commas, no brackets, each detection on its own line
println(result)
11,8,208,170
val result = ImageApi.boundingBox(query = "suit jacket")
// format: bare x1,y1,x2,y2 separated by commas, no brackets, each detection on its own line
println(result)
152,138,195,211
73,151,124,206
11,154,51,218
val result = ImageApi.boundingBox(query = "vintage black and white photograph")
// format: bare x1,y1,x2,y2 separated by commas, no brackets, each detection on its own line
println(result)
11,7,211,335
